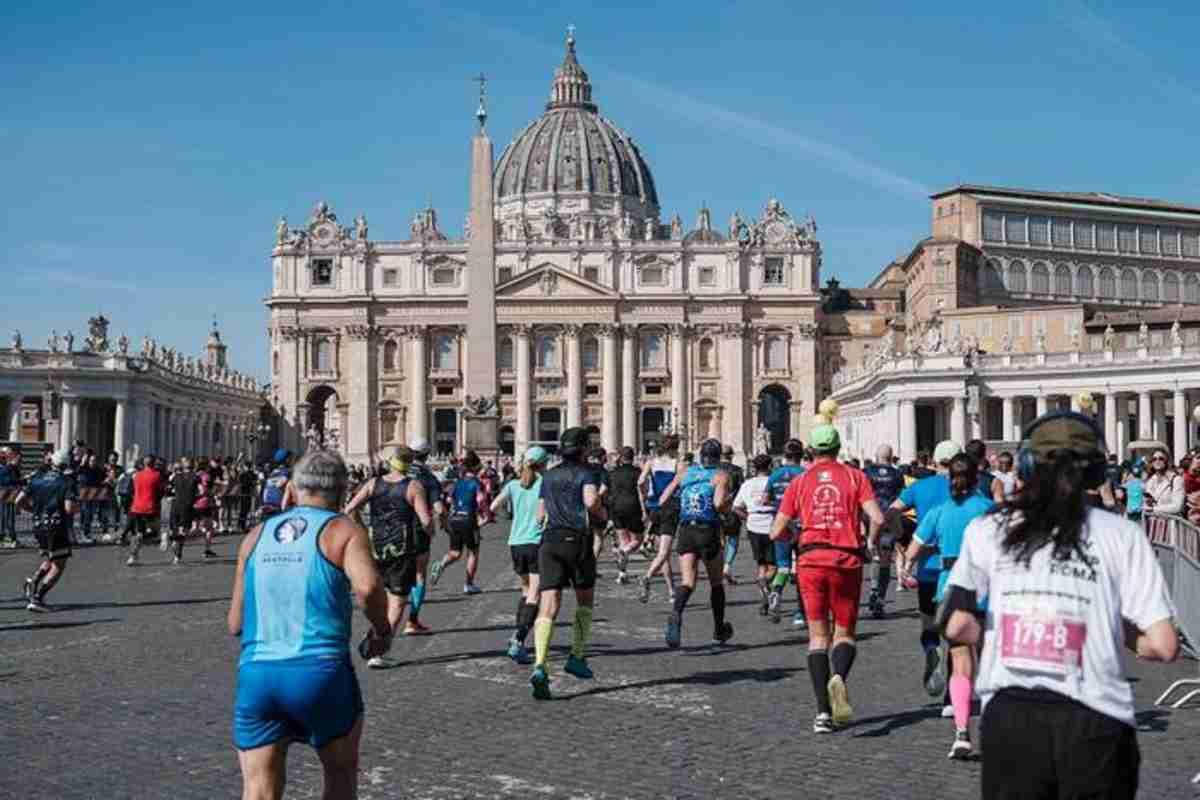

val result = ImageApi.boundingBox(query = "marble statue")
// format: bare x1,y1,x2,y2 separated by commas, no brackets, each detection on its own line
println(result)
1172,319,1183,347
670,213,683,240
10,330,20,351
64,330,74,353
48,330,60,353
1035,332,1046,353
1138,321,1150,348
618,212,632,239
117,333,129,355
276,216,288,245
728,210,743,240
643,218,656,241
354,214,368,241
754,424,771,456
1000,332,1013,353
1103,324,1115,350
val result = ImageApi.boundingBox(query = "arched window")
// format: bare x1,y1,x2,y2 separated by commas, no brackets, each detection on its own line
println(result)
581,336,599,370
536,335,559,369
1031,262,1050,295
640,332,665,369
1163,272,1181,303
1098,267,1116,299
383,340,399,372
312,337,333,372
433,334,456,370
498,336,514,370
981,258,1004,291
1187,275,1200,304
1120,268,1138,299
1053,263,1072,296
765,335,787,370
1007,260,1027,293
699,338,715,370
1075,265,1094,298
1142,272,1160,302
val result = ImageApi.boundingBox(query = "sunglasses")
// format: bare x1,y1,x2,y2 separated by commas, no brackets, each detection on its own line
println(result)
1152,456,1167,462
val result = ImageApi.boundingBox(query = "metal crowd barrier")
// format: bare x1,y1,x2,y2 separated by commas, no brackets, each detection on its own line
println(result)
1145,510,1200,707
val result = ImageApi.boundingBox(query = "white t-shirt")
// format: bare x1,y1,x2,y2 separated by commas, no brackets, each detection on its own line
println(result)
947,507,1173,726
994,471,1017,498
732,476,774,535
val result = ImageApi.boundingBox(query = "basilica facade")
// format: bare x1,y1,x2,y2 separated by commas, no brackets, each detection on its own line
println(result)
268,33,823,462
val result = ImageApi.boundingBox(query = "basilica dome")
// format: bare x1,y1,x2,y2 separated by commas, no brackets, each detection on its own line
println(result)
493,33,659,220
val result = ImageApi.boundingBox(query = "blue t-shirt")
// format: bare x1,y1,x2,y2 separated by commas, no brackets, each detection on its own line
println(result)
765,464,806,511
449,476,481,517
863,463,905,508
914,494,993,602
678,465,720,525
1123,478,1144,513
898,474,951,582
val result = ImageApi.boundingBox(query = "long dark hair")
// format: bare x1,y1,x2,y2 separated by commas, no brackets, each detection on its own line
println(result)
993,450,1089,566
948,453,977,502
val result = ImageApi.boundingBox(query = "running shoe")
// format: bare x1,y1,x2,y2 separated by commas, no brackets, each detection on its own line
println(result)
429,559,443,586
827,675,853,726
99,534,116,544
26,598,48,613
126,554,139,567
868,591,885,619
530,665,551,700
941,704,955,718
366,655,399,670
812,712,835,734
404,620,432,635
924,647,946,698
203,549,218,559
792,610,807,629
713,621,734,645
172,555,182,565
1,539,16,549
564,654,594,679
615,571,628,585
665,612,682,649
463,583,482,595
638,575,651,604
506,636,529,664
767,590,781,624
22,577,35,601
758,598,769,617
948,730,972,760
616,548,629,575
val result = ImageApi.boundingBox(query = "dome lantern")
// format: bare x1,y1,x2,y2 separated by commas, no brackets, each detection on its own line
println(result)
547,25,596,112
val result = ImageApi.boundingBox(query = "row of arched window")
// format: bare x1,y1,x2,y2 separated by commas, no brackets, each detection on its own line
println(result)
990,259,1200,303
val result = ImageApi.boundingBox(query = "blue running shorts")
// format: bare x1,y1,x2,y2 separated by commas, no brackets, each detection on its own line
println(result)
234,656,363,751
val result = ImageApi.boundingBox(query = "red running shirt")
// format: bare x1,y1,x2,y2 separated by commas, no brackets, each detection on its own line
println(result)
778,461,875,569
130,469,163,515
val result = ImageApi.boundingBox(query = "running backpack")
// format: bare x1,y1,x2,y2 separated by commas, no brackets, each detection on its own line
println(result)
261,468,290,509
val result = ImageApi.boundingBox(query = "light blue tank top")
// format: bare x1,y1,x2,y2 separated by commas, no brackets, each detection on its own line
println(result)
239,506,352,666
679,465,719,525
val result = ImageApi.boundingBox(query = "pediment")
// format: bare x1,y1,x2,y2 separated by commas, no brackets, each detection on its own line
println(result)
496,265,617,300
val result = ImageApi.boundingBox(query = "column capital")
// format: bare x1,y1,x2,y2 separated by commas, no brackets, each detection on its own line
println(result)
401,325,427,342
562,323,583,338
510,323,535,338
594,323,620,339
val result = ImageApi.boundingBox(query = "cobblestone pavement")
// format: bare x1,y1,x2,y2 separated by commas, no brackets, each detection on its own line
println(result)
1,525,1197,799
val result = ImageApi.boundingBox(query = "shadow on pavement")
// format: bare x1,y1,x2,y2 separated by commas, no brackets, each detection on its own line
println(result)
558,666,803,702
847,706,942,737
0,617,121,633
52,597,228,611
1136,709,1171,733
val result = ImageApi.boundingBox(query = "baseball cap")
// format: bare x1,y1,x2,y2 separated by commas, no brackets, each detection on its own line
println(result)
273,448,291,464
388,446,414,473
1027,412,1104,462
810,424,841,453
560,426,590,456
523,445,549,466
933,440,963,465
408,436,431,455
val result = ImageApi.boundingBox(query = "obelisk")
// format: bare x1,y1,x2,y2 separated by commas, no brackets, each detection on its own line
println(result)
461,75,499,454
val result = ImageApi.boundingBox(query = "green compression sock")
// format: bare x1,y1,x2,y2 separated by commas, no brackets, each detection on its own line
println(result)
571,606,594,659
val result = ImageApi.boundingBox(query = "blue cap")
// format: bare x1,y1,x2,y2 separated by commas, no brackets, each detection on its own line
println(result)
273,448,291,464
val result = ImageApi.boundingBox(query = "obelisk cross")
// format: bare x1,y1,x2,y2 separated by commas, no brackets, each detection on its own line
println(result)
473,72,488,130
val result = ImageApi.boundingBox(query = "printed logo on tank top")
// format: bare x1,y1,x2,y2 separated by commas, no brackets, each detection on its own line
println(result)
810,470,846,531
274,516,309,543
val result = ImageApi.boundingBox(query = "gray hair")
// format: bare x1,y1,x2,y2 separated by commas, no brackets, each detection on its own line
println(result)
875,444,894,464
292,450,349,506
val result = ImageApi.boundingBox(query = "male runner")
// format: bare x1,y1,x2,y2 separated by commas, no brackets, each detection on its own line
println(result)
169,458,198,564
587,447,613,563
733,454,779,616
125,456,164,566
405,437,444,633
343,446,433,668
637,435,681,603
17,448,78,611
259,449,293,521
764,439,807,624
430,450,484,594
718,445,745,585
862,444,905,618
529,427,605,699
608,447,646,584
657,438,734,647
771,422,884,732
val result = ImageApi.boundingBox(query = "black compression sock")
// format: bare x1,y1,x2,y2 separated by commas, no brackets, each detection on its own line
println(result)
516,602,538,643
831,642,857,679
710,584,726,628
807,651,833,714
672,586,694,616
920,630,939,651
875,565,890,595
514,597,525,628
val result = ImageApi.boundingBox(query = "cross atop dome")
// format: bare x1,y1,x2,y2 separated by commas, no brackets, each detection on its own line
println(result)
548,24,595,112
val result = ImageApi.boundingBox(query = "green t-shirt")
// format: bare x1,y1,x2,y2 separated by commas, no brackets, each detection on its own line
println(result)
501,476,544,546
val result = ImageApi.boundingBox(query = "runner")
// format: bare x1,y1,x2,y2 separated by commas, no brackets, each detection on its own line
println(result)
904,453,993,758
718,445,745,585
405,437,444,634
587,447,613,564
259,449,293,521
637,435,681,603
892,439,960,698
764,438,807,625
430,450,484,594
169,458,198,564
732,454,777,616
490,446,549,664
343,446,434,669
16,448,78,612
529,427,605,699
941,411,1177,798
770,408,884,733
229,449,393,800
125,456,164,566
657,438,734,647
608,446,646,584
862,444,906,618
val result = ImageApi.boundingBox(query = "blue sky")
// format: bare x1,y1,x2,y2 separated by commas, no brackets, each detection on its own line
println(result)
4,1,1200,378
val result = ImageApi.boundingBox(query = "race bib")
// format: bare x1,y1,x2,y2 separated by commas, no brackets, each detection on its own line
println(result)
999,608,1087,677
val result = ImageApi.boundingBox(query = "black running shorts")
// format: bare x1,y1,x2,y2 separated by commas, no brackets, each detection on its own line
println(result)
376,550,417,597
649,505,679,539
35,526,71,561
748,532,774,566
611,505,644,535
538,531,596,591
675,522,721,561
447,516,480,551
719,511,741,538
917,580,938,617
510,543,540,576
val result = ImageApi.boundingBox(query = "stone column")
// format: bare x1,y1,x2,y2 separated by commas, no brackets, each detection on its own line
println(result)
1035,394,1048,417
58,398,77,450
514,325,532,452
114,399,129,463
899,398,917,462
621,325,637,450
344,325,374,462
565,325,583,429
600,325,619,453
671,323,689,438
1174,389,1187,459
7,397,21,441
721,324,747,457
1138,391,1153,441
407,327,428,443
1002,396,1016,442
1104,393,1118,453
950,395,966,445
1153,395,1167,443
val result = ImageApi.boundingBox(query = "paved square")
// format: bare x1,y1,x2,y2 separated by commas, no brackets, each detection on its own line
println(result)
1,526,1196,799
